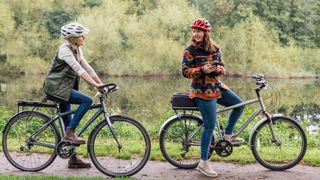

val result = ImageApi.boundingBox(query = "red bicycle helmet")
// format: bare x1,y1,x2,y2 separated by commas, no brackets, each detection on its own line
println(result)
190,18,211,31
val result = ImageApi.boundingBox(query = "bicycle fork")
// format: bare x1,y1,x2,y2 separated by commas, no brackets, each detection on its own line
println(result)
264,112,281,146
102,108,123,152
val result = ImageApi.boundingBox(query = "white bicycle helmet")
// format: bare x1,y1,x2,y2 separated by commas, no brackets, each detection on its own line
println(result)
60,23,89,39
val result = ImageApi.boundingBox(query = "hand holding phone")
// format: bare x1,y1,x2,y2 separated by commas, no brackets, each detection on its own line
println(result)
202,64,217,74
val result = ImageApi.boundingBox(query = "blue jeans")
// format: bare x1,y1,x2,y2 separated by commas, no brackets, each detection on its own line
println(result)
217,89,244,135
59,90,93,129
194,98,217,161
194,89,244,160
47,90,92,157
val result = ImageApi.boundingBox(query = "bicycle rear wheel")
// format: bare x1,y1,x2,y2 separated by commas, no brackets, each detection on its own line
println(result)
2,111,60,171
88,115,151,177
250,116,307,171
159,115,214,169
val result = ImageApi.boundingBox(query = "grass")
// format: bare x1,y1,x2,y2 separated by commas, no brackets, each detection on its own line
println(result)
2,139,319,166
152,141,320,166
210,145,320,166
1,107,319,168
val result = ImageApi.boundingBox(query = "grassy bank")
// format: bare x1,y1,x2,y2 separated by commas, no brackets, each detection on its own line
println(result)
0,106,319,166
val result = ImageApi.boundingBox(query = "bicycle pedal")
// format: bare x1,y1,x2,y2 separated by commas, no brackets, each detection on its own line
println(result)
61,139,82,146
71,143,81,147
232,144,241,147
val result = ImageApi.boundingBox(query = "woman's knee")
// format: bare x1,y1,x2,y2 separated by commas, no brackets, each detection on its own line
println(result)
84,97,93,106
235,104,245,113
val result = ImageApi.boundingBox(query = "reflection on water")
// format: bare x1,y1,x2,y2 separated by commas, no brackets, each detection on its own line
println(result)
0,75,320,135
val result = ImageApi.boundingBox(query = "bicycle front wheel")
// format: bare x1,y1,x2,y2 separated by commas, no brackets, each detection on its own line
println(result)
250,116,307,171
2,111,60,171
88,115,151,177
159,115,214,169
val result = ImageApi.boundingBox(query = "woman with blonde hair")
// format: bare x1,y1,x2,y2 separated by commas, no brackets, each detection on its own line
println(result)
43,22,105,168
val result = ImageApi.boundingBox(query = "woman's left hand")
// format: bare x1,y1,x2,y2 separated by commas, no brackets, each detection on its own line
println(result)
96,84,108,93
217,65,226,75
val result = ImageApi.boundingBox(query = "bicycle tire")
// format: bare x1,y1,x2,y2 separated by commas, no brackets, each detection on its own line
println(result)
2,111,60,171
159,115,214,169
250,116,307,171
87,115,151,177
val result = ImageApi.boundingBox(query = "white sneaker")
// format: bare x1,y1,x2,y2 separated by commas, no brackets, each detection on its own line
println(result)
196,160,218,177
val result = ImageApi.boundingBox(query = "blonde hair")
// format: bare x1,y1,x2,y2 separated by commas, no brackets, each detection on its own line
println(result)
190,30,219,52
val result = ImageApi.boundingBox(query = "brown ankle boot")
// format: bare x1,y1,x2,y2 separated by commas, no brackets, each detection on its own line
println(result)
64,128,85,145
68,155,91,168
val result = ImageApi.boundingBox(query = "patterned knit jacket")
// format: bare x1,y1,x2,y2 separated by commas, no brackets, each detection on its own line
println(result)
181,43,229,100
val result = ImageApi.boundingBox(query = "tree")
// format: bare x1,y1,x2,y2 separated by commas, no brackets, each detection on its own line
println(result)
81,0,103,8
312,0,320,48
0,2,14,48
44,0,84,38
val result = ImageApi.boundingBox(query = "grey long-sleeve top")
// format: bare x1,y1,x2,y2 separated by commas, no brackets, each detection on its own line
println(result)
58,42,97,78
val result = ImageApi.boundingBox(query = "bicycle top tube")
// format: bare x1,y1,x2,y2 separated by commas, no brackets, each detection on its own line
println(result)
216,98,258,114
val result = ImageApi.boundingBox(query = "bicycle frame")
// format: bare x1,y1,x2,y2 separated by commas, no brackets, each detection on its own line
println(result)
27,96,121,149
179,87,273,144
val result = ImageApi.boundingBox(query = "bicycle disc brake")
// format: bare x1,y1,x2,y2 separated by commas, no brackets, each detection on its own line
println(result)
215,140,233,157
56,141,75,159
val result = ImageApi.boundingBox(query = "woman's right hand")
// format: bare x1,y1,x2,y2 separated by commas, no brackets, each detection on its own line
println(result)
95,84,108,93
202,64,217,74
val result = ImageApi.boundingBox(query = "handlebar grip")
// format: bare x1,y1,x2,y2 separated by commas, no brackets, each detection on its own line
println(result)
252,74,264,80
99,83,118,92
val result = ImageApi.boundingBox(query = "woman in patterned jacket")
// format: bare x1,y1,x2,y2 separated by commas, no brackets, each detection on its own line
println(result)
182,18,245,177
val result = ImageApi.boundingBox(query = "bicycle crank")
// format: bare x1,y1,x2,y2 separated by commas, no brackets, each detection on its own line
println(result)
215,140,233,157
56,141,75,159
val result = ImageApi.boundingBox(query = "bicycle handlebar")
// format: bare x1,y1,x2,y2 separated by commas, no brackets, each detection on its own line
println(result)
98,83,118,93
252,74,268,88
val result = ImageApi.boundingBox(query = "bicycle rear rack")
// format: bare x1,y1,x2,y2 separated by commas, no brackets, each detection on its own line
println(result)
17,99,57,114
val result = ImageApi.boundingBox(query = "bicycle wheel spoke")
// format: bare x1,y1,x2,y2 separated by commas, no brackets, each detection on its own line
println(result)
3,111,59,171
89,116,150,177
160,115,204,169
251,116,307,170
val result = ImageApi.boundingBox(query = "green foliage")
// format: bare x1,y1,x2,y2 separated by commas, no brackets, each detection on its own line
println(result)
217,15,320,77
191,0,319,48
0,2,14,48
45,7,77,38
80,0,200,75
0,52,7,62
0,0,320,76
0,106,12,135
81,0,103,9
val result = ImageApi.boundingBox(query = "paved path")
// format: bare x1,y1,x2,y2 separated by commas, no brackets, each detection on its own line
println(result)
1,153,320,179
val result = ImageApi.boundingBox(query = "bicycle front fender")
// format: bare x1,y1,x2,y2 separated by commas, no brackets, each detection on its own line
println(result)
158,114,202,136
249,113,283,145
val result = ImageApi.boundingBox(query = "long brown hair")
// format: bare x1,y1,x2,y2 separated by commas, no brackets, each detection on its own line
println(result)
190,30,219,52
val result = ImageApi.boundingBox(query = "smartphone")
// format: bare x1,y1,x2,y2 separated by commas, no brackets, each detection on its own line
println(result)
212,61,220,66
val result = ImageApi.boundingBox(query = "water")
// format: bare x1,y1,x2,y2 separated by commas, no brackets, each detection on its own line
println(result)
0,75,319,134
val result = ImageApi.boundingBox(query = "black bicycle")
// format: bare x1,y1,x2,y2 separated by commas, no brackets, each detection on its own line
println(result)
159,74,307,171
2,83,151,177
